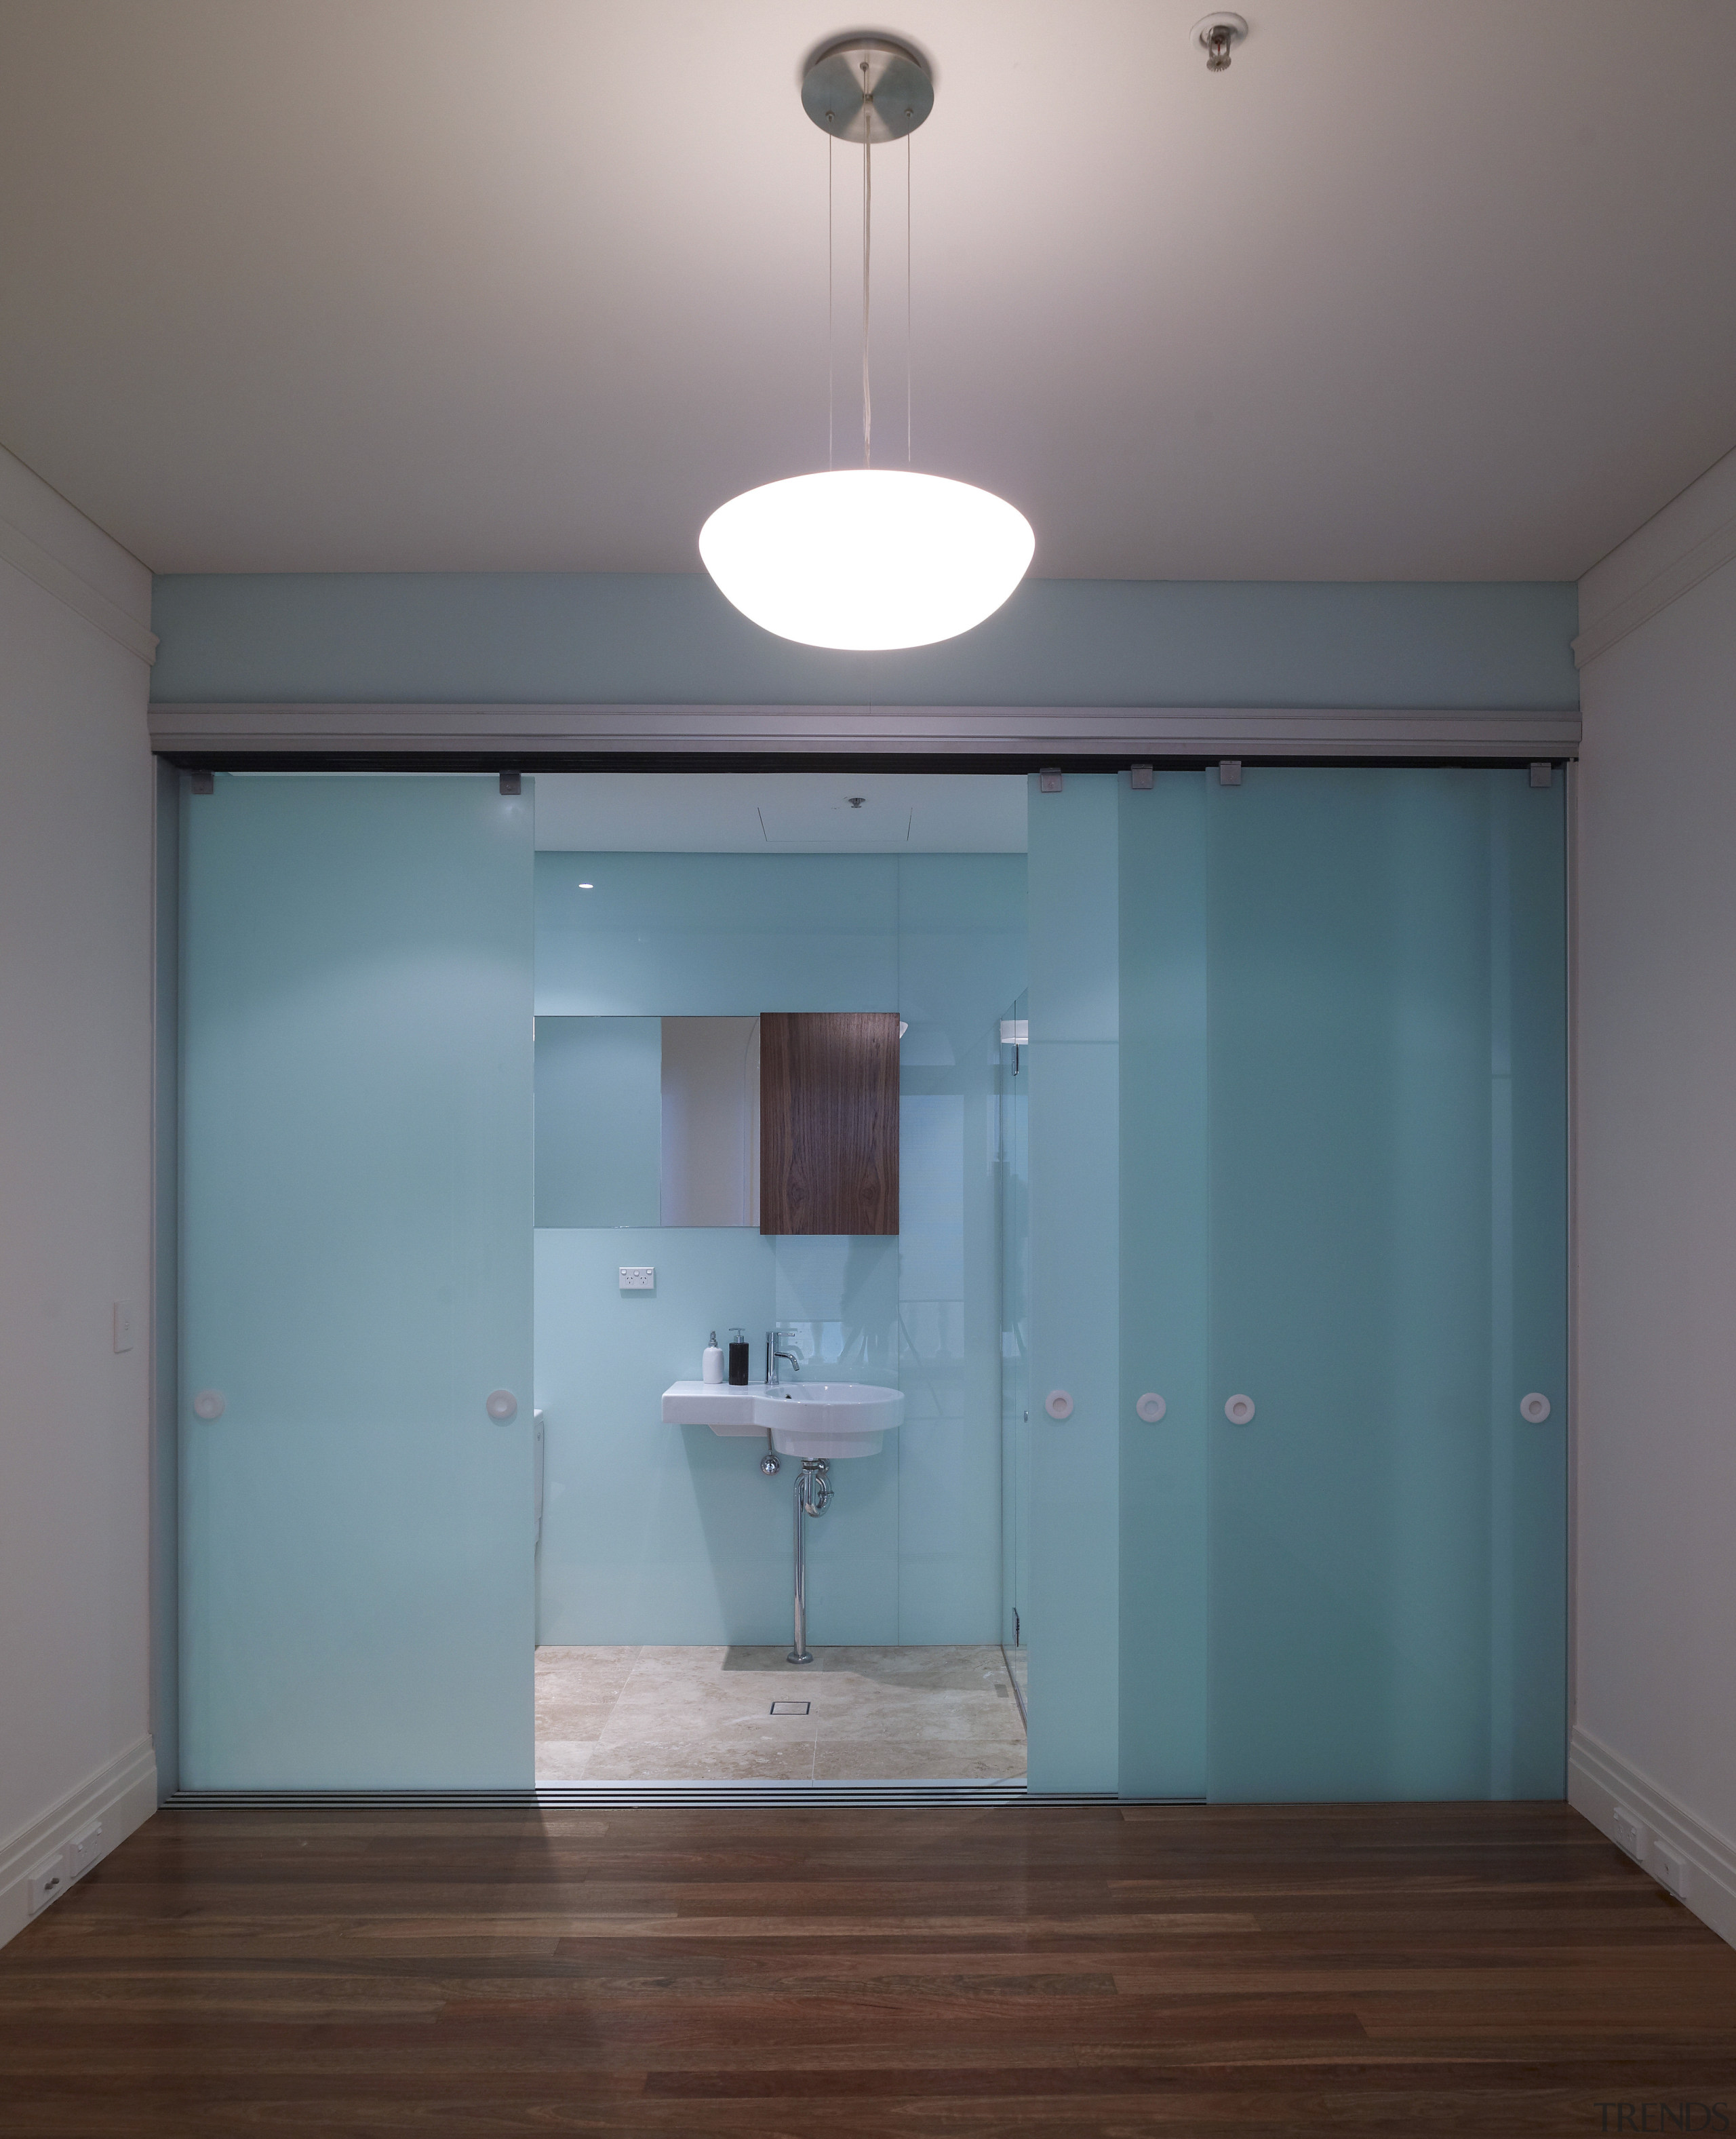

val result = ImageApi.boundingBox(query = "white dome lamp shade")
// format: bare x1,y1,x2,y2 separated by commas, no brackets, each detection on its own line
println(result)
699,37,1033,653
701,470,1033,654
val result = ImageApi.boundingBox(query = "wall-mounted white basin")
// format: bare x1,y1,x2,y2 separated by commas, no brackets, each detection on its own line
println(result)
661,1379,904,1458
763,1382,904,1459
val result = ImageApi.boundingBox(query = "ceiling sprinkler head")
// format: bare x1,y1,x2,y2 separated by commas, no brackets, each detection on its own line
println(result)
848,796,866,808
1193,12,1248,72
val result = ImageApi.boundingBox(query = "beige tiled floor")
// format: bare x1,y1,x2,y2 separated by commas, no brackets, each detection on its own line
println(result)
535,1644,1027,1782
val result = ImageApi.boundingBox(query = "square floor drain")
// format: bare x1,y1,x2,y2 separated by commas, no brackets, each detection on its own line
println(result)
770,1700,811,1716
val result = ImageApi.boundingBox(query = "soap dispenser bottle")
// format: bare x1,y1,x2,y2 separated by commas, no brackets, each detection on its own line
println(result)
728,1326,750,1386
703,1331,724,1385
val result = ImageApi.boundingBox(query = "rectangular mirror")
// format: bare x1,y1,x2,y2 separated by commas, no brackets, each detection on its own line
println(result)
660,1015,760,1227
536,1014,760,1229
536,1010,899,1235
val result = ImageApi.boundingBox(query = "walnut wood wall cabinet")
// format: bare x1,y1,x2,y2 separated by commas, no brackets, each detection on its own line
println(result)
759,1012,899,1236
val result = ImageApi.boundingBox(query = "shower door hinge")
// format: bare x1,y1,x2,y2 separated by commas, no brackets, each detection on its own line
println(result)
1038,768,1063,793
1529,761,1553,789
1218,760,1242,787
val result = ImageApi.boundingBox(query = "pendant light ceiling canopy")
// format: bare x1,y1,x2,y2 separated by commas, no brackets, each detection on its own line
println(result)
698,35,1034,654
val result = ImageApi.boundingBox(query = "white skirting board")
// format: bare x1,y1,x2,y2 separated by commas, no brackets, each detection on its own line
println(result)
0,1737,158,1952
1569,1725,1736,1951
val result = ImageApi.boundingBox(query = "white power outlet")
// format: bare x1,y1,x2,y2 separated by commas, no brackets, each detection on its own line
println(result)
67,1821,104,1879
27,1853,68,1916
618,1266,654,1291
1655,1843,1691,1901
1611,1806,1644,1859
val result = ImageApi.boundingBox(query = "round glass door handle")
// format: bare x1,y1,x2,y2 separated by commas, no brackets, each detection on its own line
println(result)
192,1389,225,1421
486,1389,519,1423
1519,1392,1552,1423
1224,1393,1255,1424
1135,1392,1167,1423
1044,1389,1073,1420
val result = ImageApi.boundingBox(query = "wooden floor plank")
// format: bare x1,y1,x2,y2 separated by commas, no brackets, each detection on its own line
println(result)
1,1804,1733,2134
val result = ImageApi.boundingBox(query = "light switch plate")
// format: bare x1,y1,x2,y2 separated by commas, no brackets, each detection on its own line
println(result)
113,1301,135,1353
618,1266,654,1291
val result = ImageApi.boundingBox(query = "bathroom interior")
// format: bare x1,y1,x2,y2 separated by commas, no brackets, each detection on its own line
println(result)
175,755,1564,1804
528,768,1031,1785
176,763,1038,1793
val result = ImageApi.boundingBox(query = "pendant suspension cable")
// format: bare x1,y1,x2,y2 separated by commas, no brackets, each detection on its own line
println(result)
861,132,873,466
702,39,1035,655
827,130,834,469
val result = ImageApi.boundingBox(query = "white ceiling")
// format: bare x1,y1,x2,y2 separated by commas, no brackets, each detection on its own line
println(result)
1,1,1733,583
533,772,1027,852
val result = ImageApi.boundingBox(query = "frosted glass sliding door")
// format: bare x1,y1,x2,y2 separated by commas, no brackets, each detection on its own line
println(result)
1204,769,1566,1800
1118,775,1209,1800
179,774,535,1787
1025,775,1121,1792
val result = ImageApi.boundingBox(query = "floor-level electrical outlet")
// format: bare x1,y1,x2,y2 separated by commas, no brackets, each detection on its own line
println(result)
67,1821,104,1879
1611,1805,1644,1859
1655,1843,1691,1901
27,1853,68,1916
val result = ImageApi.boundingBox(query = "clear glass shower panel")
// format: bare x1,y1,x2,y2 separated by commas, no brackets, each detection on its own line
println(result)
1204,768,1566,1801
179,774,536,1787
997,992,1030,1682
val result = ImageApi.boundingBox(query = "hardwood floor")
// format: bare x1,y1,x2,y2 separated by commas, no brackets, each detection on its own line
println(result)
3,1803,1734,2134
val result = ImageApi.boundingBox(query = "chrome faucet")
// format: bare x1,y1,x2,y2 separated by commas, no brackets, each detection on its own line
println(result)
766,1329,802,1386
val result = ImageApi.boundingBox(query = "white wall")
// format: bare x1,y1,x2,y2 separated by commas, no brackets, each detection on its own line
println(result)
0,445,159,1946
1573,442,1736,1946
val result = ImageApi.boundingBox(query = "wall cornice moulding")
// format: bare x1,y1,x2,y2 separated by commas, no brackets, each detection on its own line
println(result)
0,513,158,666
1576,443,1736,671
146,701,1581,764
1573,512,1736,670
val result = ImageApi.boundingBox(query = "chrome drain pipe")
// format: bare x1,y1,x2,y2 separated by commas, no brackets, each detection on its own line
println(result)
789,1458,832,1665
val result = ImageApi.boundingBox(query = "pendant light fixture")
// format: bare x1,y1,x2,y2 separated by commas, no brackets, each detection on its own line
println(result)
699,35,1034,652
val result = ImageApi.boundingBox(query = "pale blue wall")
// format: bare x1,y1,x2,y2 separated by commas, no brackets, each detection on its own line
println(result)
149,573,1579,709
536,853,898,1013
532,849,1027,1646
